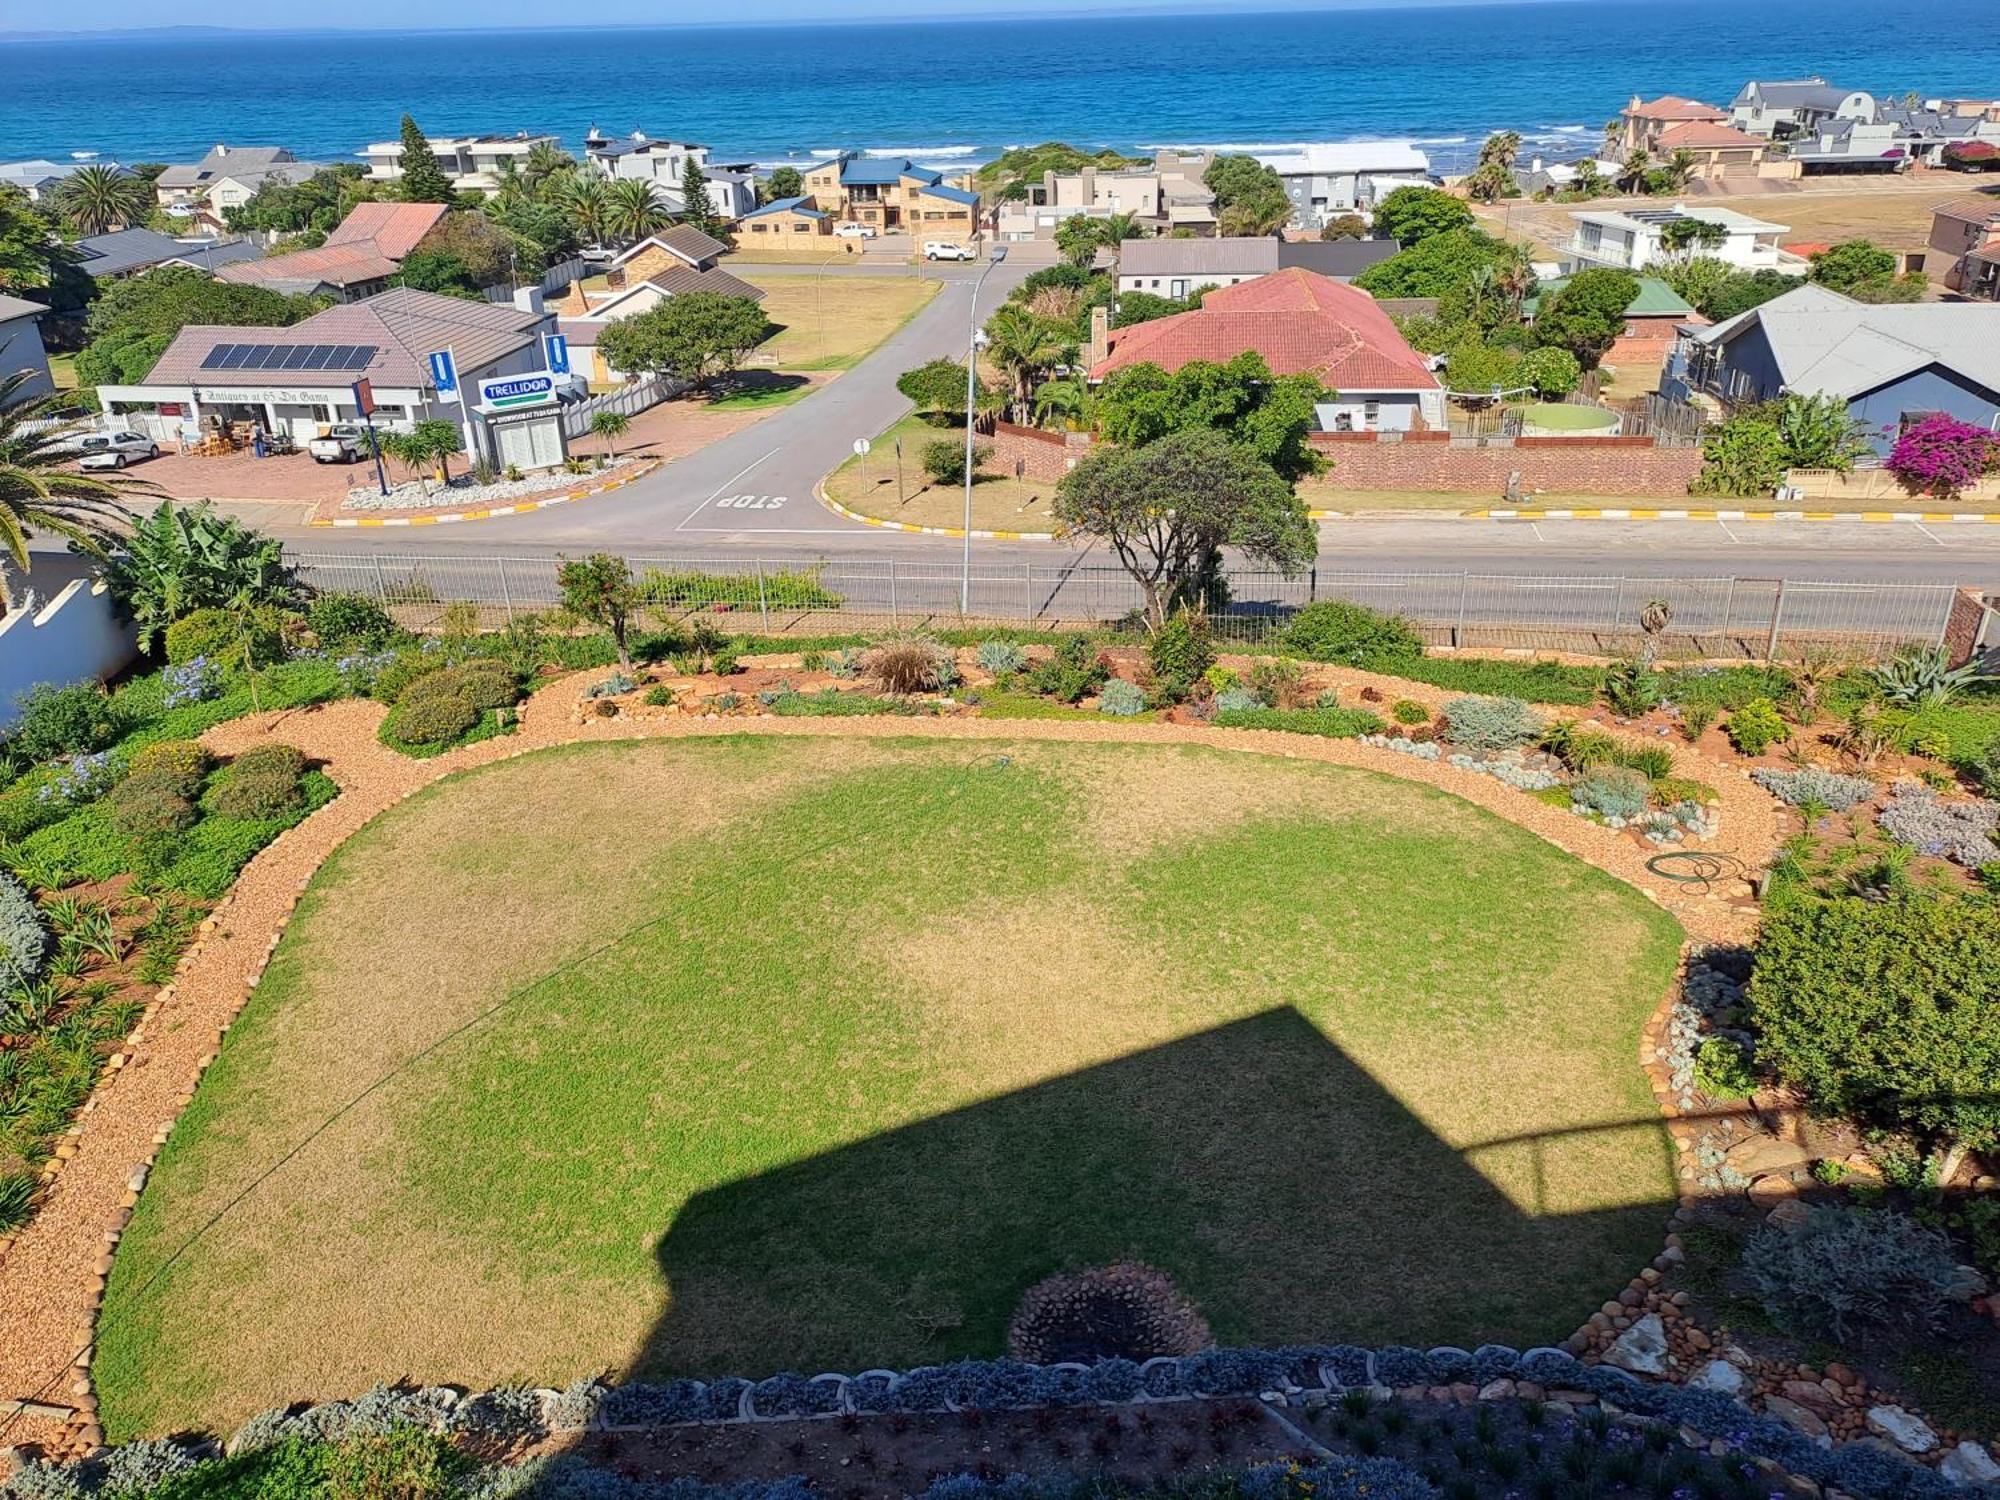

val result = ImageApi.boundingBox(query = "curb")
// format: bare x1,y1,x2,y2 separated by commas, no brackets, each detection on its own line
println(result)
813,478,1057,541
308,460,662,529
1466,506,2000,522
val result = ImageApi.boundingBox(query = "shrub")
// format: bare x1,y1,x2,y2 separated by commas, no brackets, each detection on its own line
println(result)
1212,706,1384,739
8,683,121,764
388,692,479,747
1148,610,1215,688
1886,412,2000,498
159,656,221,709
1213,687,1263,713
229,744,306,782
1750,894,2000,1151
1279,600,1424,664
1442,695,1542,750
710,650,741,678
976,640,1029,676
1545,721,1619,770
1245,657,1304,709
368,650,443,705
1006,1262,1211,1364
643,685,673,707
1693,1036,1757,1100
128,739,211,798
210,746,308,821
309,593,399,653
921,437,989,488
1615,744,1675,782
1026,638,1109,704
1651,776,1718,808
106,773,199,837
865,635,955,695
1572,766,1649,819
1751,766,1875,812
164,605,292,668
1098,679,1148,716
1742,1204,1981,1341
1726,698,1787,756
0,870,49,990
1680,702,1717,742
1601,661,1662,718
1391,699,1429,726
399,662,518,714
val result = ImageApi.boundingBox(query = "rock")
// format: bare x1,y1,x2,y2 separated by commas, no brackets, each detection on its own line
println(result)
1689,1360,1745,1396
1824,1363,1856,1386
1765,1396,1829,1438
1724,1135,1812,1178
1940,1441,2000,1487
1685,1326,1711,1351
1867,1406,1939,1454
1765,1198,1812,1231
1749,1174,1800,1207
1477,1379,1516,1402
1782,1380,1837,1415
1603,1313,1670,1376
1449,1382,1478,1405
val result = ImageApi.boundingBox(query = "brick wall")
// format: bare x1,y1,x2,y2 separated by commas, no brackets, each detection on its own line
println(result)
1943,588,1991,668
987,421,1093,481
1305,435,1704,497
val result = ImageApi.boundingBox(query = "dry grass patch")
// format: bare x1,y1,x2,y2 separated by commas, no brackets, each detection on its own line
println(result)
740,272,940,372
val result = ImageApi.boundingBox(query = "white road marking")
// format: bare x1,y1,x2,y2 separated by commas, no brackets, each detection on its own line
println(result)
1716,520,1744,545
674,447,784,531
1910,521,1948,549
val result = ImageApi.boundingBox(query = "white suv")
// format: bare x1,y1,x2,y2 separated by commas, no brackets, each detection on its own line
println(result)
924,241,975,262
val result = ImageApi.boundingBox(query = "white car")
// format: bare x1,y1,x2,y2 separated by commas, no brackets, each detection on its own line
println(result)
76,431,158,469
924,241,975,262
833,222,877,240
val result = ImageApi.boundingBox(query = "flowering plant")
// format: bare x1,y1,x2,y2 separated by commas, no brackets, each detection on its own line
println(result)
1886,413,2000,497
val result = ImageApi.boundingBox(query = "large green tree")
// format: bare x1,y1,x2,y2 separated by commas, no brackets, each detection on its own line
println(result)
1053,425,1314,629
0,186,60,292
53,164,150,236
1353,228,1521,300
99,499,296,651
677,158,724,241
763,166,804,203
1092,352,1326,482
1053,214,1103,268
982,302,1075,422
1531,267,1638,370
605,179,670,245
1204,155,1291,235
595,291,769,390
1807,239,1895,293
396,115,456,204
74,266,322,387
896,357,977,423
1370,186,1471,246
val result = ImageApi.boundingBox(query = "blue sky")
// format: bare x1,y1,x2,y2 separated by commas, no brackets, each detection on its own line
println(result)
1,0,1552,36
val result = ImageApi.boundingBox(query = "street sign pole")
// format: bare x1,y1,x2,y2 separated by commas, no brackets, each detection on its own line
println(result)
352,377,389,497
853,435,872,491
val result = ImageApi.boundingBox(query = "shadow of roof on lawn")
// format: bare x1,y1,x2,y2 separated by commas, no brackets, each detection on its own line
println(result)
617,1005,1679,1386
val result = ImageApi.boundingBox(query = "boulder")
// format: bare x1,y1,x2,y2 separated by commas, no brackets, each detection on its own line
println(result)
1688,1360,1745,1396
1765,1198,1812,1231
1940,1442,2000,1487
1764,1396,1829,1438
1724,1135,1812,1178
1603,1314,1670,1377
1866,1406,1939,1454
1782,1380,1838,1415
1749,1175,1801,1208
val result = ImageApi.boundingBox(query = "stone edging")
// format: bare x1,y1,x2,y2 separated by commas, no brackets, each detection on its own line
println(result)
811,476,1058,540
0,688,1783,1454
310,459,663,528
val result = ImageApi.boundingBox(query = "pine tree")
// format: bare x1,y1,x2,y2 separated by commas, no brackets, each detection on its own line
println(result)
678,157,722,239
397,115,454,204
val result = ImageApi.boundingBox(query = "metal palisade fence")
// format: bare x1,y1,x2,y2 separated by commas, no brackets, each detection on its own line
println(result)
284,550,1961,663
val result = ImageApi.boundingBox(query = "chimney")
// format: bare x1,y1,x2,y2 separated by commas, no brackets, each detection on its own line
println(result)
1088,305,1109,370
513,285,545,315
1531,156,1544,173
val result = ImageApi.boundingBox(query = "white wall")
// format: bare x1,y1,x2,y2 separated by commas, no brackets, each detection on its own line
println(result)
0,579,138,729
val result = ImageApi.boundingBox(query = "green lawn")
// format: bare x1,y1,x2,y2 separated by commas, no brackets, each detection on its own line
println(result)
96,737,1682,1437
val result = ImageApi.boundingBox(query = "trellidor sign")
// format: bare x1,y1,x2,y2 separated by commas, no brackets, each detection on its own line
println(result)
477,373,557,412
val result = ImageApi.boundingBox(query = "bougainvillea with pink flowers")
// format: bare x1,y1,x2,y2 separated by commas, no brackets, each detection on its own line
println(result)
1886,413,2000,496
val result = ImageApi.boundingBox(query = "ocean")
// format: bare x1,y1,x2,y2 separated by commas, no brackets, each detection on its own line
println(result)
2,0,1997,176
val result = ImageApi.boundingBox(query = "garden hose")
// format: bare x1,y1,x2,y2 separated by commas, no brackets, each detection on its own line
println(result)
1645,851,1754,893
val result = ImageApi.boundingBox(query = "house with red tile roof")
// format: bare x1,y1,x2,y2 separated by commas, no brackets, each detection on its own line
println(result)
1086,267,1443,433
216,202,450,301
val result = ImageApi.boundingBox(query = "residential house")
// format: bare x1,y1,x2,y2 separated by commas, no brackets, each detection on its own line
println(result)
801,155,979,242
1617,96,1727,154
1660,284,2000,452
1250,142,1431,228
153,145,327,222
1086,267,1444,432
1730,78,1876,140
556,262,765,385
95,285,570,469
1114,236,1398,297
215,201,448,300
359,131,562,197
733,196,833,244
1614,95,1793,181
580,130,757,222
69,228,262,283
1786,118,1915,175
602,225,732,285
992,151,1216,241
1876,105,2000,167
0,294,54,406
1564,205,1797,274
1931,196,2000,301
0,159,131,204
1524,275,1701,366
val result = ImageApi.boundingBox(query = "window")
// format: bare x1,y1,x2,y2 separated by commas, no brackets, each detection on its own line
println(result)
1363,400,1381,429
793,222,810,233
751,223,768,233
1170,279,1187,298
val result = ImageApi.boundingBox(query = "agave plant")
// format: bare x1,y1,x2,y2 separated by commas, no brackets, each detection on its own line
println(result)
1869,647,1987,708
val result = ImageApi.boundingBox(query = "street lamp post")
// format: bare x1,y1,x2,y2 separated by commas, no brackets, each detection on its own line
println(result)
962,244,1007,615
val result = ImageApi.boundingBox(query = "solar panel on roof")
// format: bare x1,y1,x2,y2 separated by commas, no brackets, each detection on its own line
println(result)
298,346,336,370
339,344,379,368
276,346,311,371
200,343,239,370
238,346,278,370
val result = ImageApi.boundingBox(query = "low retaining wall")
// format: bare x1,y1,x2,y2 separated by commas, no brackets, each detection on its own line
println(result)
0,580,136,729
1787,467,2000,504
1306,437,1704,497
987,422,1092,482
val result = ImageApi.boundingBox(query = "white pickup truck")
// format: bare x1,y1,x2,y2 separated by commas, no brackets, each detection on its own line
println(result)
308,424,370,464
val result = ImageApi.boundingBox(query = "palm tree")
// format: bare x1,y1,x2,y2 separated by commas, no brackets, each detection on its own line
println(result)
0,373,152,608
1573,157,1607,200
1618,148,1653,195
590,409,630,463
1099,211,1148,254
557,173,610,248
1479,131,1524,171
54,165,149,235
490,157,528,211
981,305,1072,423
604,179,668,244
1664,149,1701,193
1031,374,1094,432
523,142,576,195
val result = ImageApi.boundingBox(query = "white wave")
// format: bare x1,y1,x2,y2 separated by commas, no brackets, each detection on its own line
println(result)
808,148,842,158
69,150,100,159
863,145,978,157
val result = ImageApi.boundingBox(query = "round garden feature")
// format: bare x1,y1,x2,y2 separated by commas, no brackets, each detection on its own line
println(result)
1518,404,1622,437
94,736,1684,1438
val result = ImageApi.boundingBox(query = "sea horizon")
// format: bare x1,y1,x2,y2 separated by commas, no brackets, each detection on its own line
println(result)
2,0,1996,177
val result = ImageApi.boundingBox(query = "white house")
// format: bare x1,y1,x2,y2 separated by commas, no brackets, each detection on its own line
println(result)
1564,204,1799,274
0,159,131,203
0,295,54,406
1730,79,1876,140
359,131,561,197
1251,142,1431,227
154,145,327,221
580,130,756,223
